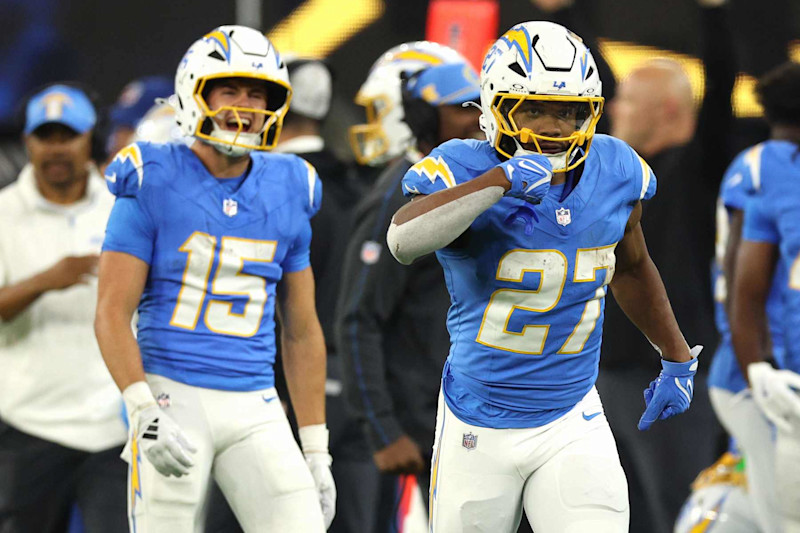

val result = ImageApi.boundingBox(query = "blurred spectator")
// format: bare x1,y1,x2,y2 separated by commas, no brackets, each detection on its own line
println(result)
600,1,736,531
0,83,127,533
335,43,481,531
105,75,172,165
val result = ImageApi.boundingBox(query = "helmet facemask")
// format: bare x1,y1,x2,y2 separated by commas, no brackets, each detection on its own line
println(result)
349,93,393,166
492,94,603,172
192,74,291,157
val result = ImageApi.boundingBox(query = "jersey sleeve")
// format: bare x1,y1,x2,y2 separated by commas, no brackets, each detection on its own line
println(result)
299,159,323,217
102,197,157,264
104,143,147,198
721,145,762,211
623,144,657,203
401,145,470,197
283,220,312,273
742,194,779,245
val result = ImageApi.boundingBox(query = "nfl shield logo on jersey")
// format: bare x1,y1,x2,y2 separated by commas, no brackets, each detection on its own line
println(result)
462,432,478,451
223,198,238,217
555,207,571,226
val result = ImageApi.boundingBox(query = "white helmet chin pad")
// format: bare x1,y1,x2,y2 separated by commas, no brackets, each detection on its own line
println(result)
203,124,261,157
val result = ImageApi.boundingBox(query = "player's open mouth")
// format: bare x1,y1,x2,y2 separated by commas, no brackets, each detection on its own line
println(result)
221,116,253,133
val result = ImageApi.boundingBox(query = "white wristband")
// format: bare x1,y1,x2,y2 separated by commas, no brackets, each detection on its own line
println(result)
122,381,157,418
299,424,329,455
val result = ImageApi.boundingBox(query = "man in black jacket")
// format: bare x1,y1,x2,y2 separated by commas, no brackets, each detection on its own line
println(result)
335,45,481,530
278,57,379,533
601,1,736,531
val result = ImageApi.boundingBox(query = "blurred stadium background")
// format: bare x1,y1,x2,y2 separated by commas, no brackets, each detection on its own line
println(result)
1,0,799,170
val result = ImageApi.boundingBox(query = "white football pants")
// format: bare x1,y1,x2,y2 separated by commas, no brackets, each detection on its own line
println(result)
709,386,781,533
776,418,800,533
126,374,324,533
428,387,629,533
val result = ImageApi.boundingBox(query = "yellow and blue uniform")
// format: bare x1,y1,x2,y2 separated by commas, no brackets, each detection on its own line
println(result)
102,141,321,391
743,140,800,374
401,135,655,428
709,145,786,393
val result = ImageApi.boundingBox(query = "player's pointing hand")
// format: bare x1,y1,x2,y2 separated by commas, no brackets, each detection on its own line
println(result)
638,346,702,431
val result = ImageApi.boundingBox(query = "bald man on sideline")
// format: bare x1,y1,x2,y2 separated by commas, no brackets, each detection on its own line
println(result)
598,2,737,531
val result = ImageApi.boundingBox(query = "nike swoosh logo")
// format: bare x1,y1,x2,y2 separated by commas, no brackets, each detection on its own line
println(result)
262,395,278,403
582,411,602,421
105,172,117,183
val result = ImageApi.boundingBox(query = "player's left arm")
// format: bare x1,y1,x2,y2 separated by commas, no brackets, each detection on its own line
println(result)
276,265,336,525
276,266,326,426
611,202,692,363
611,203,701,430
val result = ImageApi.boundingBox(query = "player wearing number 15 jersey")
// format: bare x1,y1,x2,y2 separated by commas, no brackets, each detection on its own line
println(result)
94,26,334,532
386,21,700,532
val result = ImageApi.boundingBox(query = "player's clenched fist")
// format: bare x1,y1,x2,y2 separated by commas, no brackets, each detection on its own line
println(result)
122,382,197,477
498,153,553,204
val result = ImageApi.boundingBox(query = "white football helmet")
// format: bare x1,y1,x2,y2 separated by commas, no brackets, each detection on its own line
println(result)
349,41,470,166
134,98,188,145
174,25,292,157
480,21,604,172
674,453,758,533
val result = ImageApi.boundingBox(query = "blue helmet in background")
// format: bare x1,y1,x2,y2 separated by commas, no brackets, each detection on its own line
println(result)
401,56,480,150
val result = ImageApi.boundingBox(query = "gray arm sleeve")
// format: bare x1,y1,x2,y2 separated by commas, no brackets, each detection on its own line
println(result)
386,186,505,265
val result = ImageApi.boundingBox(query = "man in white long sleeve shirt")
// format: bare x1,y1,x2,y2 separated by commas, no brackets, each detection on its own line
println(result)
0,83,127,532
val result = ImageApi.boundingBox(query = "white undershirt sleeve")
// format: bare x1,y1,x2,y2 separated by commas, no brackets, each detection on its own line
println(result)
386,186,505,265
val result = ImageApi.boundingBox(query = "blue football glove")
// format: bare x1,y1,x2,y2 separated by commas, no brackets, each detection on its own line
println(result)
498,154,552,204
638,345,702,431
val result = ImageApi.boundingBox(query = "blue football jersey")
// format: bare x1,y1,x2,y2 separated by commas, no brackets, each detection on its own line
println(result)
102,142,322,391
401,136,656,428
742,140,800,374
709,144,786,393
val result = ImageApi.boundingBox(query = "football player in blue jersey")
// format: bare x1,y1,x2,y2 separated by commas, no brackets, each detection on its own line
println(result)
708,144,785,533
731,61,800,533
93,26,334,532
385,21,701,532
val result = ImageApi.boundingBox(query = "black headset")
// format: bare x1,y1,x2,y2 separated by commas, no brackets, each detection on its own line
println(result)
400,69,440,150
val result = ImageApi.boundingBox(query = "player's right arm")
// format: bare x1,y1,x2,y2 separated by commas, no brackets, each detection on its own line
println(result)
386,152,552,264
94,251,149,392
95,143,197,477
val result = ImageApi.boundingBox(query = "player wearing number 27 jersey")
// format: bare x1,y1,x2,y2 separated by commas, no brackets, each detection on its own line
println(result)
387,21,700,533
402,135,652,428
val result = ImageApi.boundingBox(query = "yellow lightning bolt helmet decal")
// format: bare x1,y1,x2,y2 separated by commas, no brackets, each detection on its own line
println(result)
501,26,533,73
203,30,232,63
385,50,444,66
410,156,456,189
